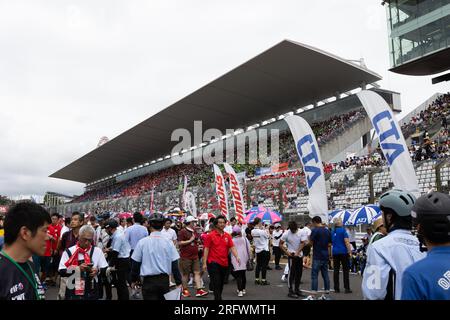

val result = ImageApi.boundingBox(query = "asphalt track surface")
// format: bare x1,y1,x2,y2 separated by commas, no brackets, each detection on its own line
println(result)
44,261,364,300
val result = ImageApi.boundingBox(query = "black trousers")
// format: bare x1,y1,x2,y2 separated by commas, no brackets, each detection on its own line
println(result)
232,270,247,291
255,250,270,280
50,254,60,276
115,258,130,300
273,246,282,267
287,256,303,293
333,254,350,291
127,251,134,285
100,272,113,300
207,262,228,300
97,273,109,300
224,254,232,283
142,274,169,300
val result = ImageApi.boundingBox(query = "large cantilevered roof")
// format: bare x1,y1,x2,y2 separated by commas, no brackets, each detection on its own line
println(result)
50,39,382,183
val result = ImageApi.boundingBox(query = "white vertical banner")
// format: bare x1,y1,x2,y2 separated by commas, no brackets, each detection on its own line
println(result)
213,164,229,219
150,187,155,213
357,90,420,197
284,115,328,222
184,191,197,217
223,163,246,224
182,175,188,209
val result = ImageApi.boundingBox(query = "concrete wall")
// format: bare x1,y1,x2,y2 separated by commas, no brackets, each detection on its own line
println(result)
320,117,372,162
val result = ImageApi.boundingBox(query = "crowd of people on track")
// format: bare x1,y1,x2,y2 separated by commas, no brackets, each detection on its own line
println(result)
1,186,449,300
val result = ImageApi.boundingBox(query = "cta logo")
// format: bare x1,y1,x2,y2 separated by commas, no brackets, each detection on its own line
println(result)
296,134,321,189
372,110,404,165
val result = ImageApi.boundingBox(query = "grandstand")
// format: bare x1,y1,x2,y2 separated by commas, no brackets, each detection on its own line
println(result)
49,40,450,220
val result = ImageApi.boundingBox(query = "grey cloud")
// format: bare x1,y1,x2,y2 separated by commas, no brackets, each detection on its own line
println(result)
0,0,448,197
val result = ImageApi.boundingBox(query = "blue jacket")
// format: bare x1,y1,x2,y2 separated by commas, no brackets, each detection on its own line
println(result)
401,246,450,300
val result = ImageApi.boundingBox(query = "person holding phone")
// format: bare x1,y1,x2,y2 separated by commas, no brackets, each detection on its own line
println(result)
58,225,108,300
251,218,270,286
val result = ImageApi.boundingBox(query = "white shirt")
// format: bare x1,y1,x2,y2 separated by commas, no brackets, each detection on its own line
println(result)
60,226,70,240
362,229,425,300
224,225,233,235
281,229,309,256
272,230,284,247
100,229,110,250
161,227,177,242
303,226,312,238
92,225,102,247
111,230,131,258
251,228,269,253
58,245,108,281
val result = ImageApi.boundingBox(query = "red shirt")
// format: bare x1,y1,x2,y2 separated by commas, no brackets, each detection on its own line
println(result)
48,224,62,252
203,229,234,267
44,225,59,257
178,228,199,260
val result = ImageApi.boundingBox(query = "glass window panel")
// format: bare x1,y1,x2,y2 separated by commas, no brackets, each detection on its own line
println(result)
396,0,418,26
420,18,445,55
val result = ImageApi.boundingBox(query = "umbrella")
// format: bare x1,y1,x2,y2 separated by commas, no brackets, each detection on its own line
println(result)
329,209,352,225
245,206,267,215
143,210,151,217
347,205,381,225
245,208,282,224
365,204,381,215
199,212,216,220
118,212,133,219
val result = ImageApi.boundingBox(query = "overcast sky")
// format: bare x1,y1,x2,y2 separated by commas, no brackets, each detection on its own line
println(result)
0,0,448,197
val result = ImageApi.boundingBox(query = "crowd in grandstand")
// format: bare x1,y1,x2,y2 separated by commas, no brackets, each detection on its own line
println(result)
72,108,368,205
66,93,450,218
2,95,450,302
401,93,450,139
313,109,366,146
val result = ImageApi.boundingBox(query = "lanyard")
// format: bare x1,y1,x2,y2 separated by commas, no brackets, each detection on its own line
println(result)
0,251,41,300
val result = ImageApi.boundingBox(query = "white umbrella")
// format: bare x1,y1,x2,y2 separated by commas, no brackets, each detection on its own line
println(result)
347,205,381,225
328,209,352,225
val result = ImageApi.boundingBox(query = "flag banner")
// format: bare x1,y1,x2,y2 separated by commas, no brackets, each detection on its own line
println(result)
236,171,247,180
357,90,420,197
184,191,197,217
182,175,188,209
285,115,328,222
150,187,155,213
213,164,229,219
224,163,246,224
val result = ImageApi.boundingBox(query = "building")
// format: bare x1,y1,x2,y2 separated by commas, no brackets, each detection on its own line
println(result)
50,40,402,216
44,192,73,208
383,0,450,79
